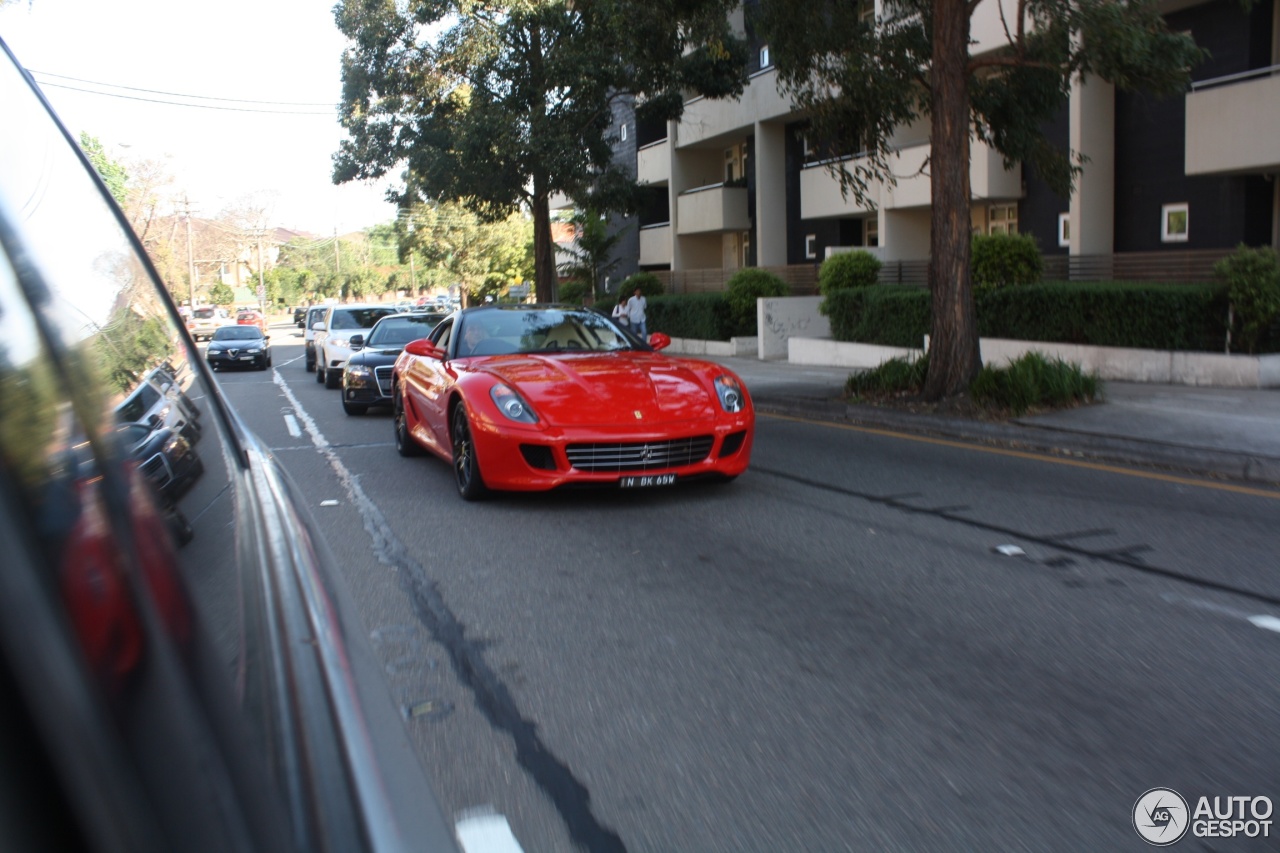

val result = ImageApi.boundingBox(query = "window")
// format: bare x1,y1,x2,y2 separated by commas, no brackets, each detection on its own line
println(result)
805,234,818,260
759,45,770,68
1058,213,1070,248
864,217,879,248
988,203,1017,235
1162,203,1189,242
741,232,751,268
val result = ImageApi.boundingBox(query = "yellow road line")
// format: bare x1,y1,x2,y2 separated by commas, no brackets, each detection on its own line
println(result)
760,412,1280,500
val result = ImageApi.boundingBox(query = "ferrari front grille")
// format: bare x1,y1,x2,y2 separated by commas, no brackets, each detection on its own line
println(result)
565,436,714,472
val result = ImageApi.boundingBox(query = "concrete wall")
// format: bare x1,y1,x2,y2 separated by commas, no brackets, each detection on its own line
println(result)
756,296,832,360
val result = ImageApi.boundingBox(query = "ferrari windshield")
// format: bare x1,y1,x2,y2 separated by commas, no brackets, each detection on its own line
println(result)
456,307,636,356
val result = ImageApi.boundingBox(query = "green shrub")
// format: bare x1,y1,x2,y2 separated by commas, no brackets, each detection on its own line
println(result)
846,355,928,398
558,280,589,305
969,352,1099,416
819,250,881,296
620,271,665,298
645,293,734,340
1214,244,1280,354
824,286,931,347
971,233,1042,288
724,268,789,335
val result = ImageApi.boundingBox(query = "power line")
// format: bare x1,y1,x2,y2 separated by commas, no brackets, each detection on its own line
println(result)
34,80,337,115
29,70,338,106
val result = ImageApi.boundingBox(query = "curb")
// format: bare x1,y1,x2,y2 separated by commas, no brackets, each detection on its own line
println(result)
752,395,1280,487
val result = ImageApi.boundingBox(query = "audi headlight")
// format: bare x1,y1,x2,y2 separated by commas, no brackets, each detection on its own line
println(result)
346,364,373,380
714,375,745,413
163,434,190,456
490,383,538,424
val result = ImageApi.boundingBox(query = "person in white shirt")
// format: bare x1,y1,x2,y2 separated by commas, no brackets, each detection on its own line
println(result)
625,287,647,338
611,300,629,327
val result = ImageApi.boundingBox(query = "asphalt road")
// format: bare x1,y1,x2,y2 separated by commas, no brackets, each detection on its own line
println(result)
209,325,1280,852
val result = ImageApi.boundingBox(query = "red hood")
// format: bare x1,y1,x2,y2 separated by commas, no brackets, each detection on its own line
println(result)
474,352,721,426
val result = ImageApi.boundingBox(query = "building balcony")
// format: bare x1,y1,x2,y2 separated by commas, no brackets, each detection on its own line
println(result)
1186,68,1280,176
801,139,1020,216
639,224,672,267
676,185,750,235
637,139,670,186
676,69,795,148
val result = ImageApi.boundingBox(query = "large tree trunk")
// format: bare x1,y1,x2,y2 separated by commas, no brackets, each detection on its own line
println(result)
532,185,557,304
922,0,981,402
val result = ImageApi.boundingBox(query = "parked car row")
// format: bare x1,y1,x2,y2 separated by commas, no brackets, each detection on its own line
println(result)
0,34,456,850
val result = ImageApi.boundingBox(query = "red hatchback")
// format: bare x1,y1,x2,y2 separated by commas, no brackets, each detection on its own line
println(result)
236,309,268,333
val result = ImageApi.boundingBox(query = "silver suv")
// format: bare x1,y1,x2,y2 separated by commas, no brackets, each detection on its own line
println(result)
314,303,401,389
303,304,330,372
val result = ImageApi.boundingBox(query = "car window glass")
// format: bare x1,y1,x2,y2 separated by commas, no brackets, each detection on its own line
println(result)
0,45,301,845
430,317,454,352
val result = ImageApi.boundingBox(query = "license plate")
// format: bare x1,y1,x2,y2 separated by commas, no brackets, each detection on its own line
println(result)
239,355,254,360
619,473,677,488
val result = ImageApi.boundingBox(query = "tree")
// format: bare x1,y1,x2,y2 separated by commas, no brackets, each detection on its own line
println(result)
757,0,1205,400
333,0,747,303
208,282,235,307
80,133,128,206
557,210,626,300
398,201,533,304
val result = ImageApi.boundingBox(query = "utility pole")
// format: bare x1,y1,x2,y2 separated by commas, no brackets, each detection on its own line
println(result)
334,228,341,274
257,230,266,313
182,195,197,306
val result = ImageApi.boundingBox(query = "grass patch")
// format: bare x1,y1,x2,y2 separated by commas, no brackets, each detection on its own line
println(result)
846,352,1100,418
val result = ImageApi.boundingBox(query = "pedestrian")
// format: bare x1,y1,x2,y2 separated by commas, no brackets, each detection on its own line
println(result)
625,286,647,338
612,299,630,328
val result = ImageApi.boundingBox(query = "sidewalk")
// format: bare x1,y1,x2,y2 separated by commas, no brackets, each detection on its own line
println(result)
709,356,1280,485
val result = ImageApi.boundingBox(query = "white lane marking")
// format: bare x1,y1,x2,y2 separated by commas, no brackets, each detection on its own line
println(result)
1162,594,1280,635
1248,615,1280,633
320,500,340,507
455,809,524,853
284,414,302,437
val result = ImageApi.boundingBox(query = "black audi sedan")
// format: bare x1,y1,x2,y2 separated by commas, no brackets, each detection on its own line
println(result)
205,324,272,370
0,35,456,853
341,311,447,415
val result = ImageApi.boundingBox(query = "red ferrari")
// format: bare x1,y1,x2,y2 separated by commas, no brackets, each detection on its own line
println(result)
391,305,754,499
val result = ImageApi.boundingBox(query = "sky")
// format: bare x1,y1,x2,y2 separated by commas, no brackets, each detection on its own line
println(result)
0,0,401,235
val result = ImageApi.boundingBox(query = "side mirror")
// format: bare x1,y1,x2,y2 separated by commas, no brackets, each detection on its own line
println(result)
648,332,671,351
404,338,444,360
312,321,326,332
349,334,365,349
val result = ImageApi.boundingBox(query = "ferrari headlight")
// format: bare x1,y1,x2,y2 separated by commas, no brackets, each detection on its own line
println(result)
490,383,538,424
714,375,744,413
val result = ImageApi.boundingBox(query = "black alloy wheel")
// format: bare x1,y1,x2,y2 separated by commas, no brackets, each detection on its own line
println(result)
393,390,422,457
451,403,488,501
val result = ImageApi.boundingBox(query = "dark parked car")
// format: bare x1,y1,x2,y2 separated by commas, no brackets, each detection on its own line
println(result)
0,35,456,852
116,421,203,506
341,311,448,415
293,305,307,326
114,375,202,446
205,324,272,370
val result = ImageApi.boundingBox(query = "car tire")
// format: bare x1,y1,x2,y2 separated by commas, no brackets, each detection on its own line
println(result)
393,390,423,457
343,401,368,416
324,368,341,389
305,352,315,372
316,363,325,384
451,403,488,501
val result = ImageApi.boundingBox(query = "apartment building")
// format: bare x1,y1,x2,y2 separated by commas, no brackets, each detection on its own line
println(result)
610,0,1280,287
